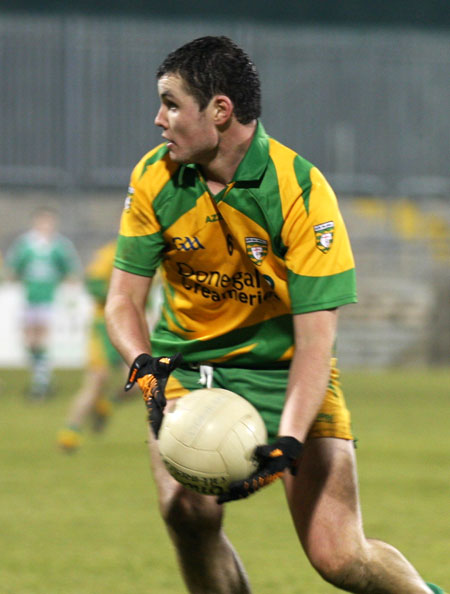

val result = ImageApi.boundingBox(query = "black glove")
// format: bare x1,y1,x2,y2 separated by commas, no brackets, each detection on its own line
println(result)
217,436,303,504
125,353,182,437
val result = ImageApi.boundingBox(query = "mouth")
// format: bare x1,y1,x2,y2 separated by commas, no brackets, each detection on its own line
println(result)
163,135,175,149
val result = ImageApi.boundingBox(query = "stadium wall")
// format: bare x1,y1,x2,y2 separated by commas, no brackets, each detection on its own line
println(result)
0,15,449,196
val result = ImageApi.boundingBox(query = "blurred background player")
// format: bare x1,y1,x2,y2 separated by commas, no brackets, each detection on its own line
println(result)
57,240,123,452
5,207,81,399
57,240,161,452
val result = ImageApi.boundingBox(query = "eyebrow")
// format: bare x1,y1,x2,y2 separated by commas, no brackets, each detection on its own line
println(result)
160,90,176,100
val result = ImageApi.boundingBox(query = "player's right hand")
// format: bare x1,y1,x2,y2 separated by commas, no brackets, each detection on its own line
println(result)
217,436,303,503
125,353,182,437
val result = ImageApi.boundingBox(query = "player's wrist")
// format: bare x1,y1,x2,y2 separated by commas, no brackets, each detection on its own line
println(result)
275,436,303,472
125,353,155,391
131,353,154,369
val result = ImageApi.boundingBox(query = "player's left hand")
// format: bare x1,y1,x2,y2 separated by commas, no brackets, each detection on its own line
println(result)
217,436,303,504
125,353,183,437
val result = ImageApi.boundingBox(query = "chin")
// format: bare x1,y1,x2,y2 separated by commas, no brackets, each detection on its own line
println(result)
167,149,184,163
169,151,192,165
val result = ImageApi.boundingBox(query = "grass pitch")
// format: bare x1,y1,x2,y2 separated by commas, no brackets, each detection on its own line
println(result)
1,367,449,593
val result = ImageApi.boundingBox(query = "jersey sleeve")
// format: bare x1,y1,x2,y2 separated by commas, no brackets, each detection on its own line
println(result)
5,237,27,277
114,157,166,278
282,165,357,314
57,237,82,278
85,242,116,303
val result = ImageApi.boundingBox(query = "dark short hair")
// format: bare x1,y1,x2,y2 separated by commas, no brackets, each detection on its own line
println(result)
156,36,261,124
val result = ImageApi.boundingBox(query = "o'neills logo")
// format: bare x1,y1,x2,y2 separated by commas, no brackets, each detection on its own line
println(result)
245,237,268,266
124,185,134,211
313,221,334,253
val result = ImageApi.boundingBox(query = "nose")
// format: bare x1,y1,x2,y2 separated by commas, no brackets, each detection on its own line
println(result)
154,105,167,128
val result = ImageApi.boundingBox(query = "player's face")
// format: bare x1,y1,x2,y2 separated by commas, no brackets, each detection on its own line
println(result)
155,73,219,165
33,212,57,237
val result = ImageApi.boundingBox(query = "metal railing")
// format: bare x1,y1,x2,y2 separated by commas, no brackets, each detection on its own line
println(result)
1,15,449,196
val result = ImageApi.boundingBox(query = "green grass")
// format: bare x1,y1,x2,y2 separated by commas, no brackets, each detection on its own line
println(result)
1,367,449,593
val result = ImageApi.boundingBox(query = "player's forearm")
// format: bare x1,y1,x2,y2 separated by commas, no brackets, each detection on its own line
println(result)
279,345,332,442
105,293,151,366
278,309,337,442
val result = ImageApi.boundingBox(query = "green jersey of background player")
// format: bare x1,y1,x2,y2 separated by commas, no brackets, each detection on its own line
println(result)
105,36,446,594
6,207,81,398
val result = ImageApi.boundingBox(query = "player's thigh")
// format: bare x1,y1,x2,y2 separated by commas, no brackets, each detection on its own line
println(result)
156,371,205,506
147,418,224,528
147,405,184,508
284,437,364,561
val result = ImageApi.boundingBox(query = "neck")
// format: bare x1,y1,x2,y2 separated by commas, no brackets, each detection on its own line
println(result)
201,120,257,187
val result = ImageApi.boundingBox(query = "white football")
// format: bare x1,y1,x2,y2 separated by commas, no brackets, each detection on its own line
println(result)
158,388,267,495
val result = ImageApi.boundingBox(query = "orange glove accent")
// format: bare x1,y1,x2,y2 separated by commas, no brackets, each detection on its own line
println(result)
125,353,182,436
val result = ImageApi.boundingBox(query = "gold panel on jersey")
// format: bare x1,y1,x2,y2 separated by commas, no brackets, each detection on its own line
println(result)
159,195,291,343
280,166,355,278
120,148,178,238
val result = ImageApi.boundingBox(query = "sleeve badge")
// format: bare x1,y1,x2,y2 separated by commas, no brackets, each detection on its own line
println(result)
314,221,334,253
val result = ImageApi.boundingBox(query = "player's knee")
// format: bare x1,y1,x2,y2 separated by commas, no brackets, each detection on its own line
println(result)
161,485,224,537
307,539,366,588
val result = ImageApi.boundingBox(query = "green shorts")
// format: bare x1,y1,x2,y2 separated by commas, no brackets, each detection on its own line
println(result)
166,359,353,442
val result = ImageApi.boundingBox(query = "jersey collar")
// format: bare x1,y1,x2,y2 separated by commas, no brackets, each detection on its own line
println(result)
231,121,269,183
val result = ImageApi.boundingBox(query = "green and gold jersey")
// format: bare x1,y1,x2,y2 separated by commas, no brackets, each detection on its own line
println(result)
115,122,357,367
85,241,117,319
6,231,80,304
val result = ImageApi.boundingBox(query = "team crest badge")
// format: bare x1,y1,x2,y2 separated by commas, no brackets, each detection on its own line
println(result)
245,237,268,266
314,221,334,253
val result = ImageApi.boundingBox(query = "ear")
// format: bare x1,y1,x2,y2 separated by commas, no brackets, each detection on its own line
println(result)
212,95,234,125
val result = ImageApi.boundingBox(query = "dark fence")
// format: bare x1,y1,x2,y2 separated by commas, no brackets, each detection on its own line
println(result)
1,15,449,196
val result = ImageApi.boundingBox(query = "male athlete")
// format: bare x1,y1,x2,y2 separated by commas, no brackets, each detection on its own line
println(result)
57,240,158,451
6,208,80,398
105,36,445,594
57,240,122,451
